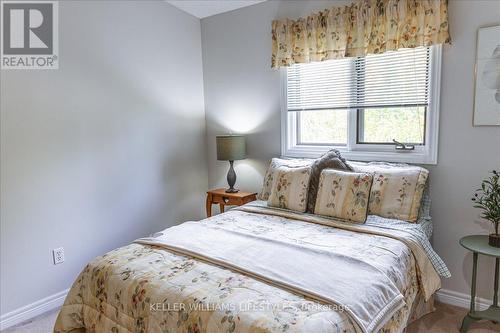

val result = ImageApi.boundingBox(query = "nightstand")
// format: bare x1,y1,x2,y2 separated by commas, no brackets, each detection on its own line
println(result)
206,188,257,217
459,235,500,332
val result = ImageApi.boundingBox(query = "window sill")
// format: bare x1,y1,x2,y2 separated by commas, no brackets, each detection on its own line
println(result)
282,145,437,165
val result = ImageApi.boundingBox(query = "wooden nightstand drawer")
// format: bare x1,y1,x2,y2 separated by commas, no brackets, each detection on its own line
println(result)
211,195,240,206
206,188,257,217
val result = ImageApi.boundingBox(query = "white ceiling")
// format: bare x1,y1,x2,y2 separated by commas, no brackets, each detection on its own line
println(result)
166,0,266,19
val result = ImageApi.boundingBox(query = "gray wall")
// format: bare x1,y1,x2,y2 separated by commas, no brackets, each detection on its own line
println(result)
0,1,207,314
202,0,500,300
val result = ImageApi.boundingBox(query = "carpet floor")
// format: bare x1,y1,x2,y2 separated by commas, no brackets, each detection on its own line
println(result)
2,302,499,332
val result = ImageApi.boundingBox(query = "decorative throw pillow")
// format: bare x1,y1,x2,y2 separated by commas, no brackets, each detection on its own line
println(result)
258,158,312,200
314,170,373,223
348,161,429,222
306,149,353,213
267,165,311,212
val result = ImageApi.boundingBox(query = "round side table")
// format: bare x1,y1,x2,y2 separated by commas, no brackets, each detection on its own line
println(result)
459,235,500,332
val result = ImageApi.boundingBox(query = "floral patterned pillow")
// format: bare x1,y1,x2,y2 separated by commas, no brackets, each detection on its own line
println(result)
348,161,429,223
258,158,312,200
267,166,311,212
314,170,373,223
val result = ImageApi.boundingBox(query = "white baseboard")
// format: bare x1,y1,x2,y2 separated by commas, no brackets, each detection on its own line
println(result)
0,289,68,331
436,288,492,311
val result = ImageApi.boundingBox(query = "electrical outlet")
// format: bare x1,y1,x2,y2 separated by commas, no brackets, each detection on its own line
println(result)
53,247,65,265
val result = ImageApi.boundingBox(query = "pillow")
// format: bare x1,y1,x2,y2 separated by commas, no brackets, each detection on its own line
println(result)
306,149,353,213
348,161,429,222
314,169,373,223
258,158,312,200
267,165,311,212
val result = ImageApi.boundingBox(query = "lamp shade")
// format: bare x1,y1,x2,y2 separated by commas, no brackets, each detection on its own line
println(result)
216,135,246,161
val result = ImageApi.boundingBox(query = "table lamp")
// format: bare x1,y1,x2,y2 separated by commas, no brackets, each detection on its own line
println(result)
216,135,246,193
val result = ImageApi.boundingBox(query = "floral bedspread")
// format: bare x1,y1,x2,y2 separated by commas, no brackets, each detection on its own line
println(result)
54,209,435,333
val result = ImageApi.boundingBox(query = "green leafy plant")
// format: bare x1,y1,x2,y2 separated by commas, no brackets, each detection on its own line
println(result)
472,170,500,235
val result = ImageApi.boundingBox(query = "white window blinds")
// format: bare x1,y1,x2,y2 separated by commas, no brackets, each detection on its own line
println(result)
286,47,430,111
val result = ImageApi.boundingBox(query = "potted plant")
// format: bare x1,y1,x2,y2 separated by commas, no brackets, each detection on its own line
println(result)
472,170,500,248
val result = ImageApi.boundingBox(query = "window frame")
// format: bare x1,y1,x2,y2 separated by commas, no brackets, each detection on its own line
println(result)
280,45,442,164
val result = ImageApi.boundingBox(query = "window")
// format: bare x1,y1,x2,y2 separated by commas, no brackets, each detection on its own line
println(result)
282,46,441,164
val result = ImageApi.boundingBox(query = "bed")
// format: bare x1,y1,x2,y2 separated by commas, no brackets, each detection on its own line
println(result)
54,160,449,333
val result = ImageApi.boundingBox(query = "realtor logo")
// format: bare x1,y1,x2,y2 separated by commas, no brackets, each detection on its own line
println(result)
1,1,58,69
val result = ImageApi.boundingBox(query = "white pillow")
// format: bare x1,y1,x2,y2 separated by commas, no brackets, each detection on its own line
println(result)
314,169,373,223
349,161,429,222
258,158,312,200
267,165,311,212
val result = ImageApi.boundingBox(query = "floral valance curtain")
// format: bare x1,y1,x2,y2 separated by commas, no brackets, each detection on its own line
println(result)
271,0,451,68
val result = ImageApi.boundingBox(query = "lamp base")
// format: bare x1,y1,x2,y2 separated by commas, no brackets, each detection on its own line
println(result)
226,160,238,194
